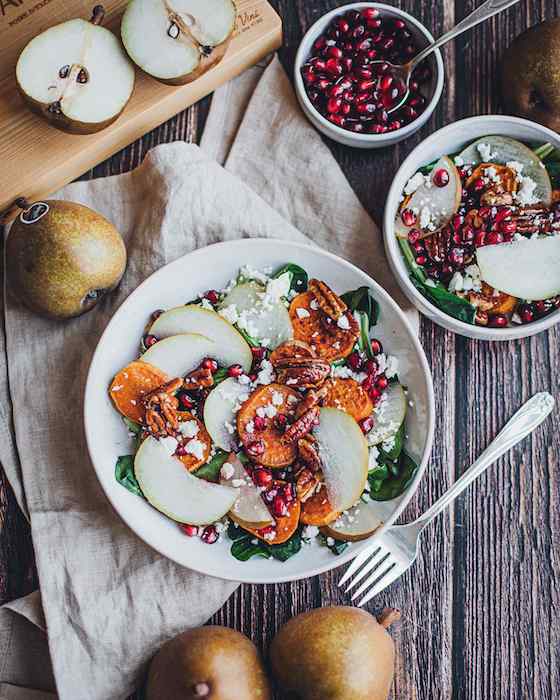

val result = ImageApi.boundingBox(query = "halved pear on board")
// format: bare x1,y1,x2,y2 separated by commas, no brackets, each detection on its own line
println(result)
313,408,369,513
322,501,383,542
203,377,249,451
142,332,246,376
395,156,462,239
16,6,135,134
477,236,560,301
367,383,407,447
149,305,252,372
219,453,273,528
135,437,239,524
220,281,293,349
121,0,236,86
457,135,552,206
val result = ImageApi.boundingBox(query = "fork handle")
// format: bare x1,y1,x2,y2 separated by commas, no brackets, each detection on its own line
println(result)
410,0,522,70
415,393,554,529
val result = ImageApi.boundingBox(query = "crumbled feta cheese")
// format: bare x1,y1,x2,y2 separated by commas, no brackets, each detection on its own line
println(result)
506,160,524,176
218,304,238,324
256,359,275,386
477,142,495,162
178,420,199,438
303,525,319,539
240,265,269,284
419,206,432,230
384,355,399,379
200,297,214,310
310,299,319,311
454,156,465,167
326,537,335,547
296,307,310,319
225,421,236,435
337,314,350,330
111,384,123,392
238,374,251,385
245,420,255,434
266,272,291,301
272,391,284,406
515,175,539,205
232,478,246,488
263,403,277,418
368,445,380,469
220,462,235,480
185,439,205,460
404,172,425,195
448,271,464,293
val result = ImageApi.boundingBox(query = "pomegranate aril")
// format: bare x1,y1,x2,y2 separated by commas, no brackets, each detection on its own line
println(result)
258,525,275,536
201,525,218,544
519,304,534,323
341,102,351,115
336,18,350,34
500,220,517,235
178,392,194,410
175,443,188,457
327,97,342,114
253,468,272,487
355,91,372,104
282,483,295,503
376,375,388,390
202,357,218,373
143,334,158,348
312,58,327,72
369,387,382,402
486,232,503,245
448,248,465,267
325,58,342,76
357,102,376,115
488,314,509,328
251,346,266,361
357,78,375,91
272,495,288,518
380,74,393,91
227,364,243,378
475,231,486,247
367,18,382,29
408,228,421,244
393,18,406,30
416,255,428,265
370,339,383,355
254,416,267,431
180,524,199,537
388,120,402,131
341,57,353,72
326,46,343,59
274,413,288,431
329,84,344,98
361,374,375,393
361,7,380,21
347,351,363,370
314,36,327,51
472,178,486,192
401,208,417,227
247,439,266,457
316,78,332,91
364,358,377,375
328,114,346,127
369,124,387,134
359,416,375,434
433,168,450,187
204,290,220,305
302,69,317,85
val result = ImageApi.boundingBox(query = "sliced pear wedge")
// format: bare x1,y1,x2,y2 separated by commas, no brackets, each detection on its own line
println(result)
149,305,252,372
220,281,293,349
322,501,383,542
142,332,246,376
135,437,239,524
367,383,407,447
457,135,552,206
203,377,248,451
477,236,560,301
313,408,368,513
395,156,462,239
219,453,273,528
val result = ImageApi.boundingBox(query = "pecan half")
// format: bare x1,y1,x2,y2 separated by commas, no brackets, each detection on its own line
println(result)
143,378,182,437
295,385,328,418
295,466,321,503
298,435,322,472
274,357,331,390
309,278,347,320
183,367,214,390
282,406,320,444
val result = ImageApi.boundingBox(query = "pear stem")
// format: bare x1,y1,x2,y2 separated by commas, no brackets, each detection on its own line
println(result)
377,608,401,629
91,5,105,26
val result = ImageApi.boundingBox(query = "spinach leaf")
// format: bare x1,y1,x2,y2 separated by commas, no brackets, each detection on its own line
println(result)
319,534,349,556
231,538,271,561
341,286,380,328
227,522,303,562
545,162,560,188
380,422,405,462
369,452,419,502
399,239,476,324
212,368,229,385
269,530,303,561
123,417,141,436
237,327,261,348
115,455,143,498
194,449,230,482
272,263,308,293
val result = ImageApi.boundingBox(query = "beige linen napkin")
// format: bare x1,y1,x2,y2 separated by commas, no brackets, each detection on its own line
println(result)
0,56,416,700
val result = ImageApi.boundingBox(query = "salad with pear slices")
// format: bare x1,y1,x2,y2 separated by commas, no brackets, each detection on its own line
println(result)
396,136,560,328
109,264,418,562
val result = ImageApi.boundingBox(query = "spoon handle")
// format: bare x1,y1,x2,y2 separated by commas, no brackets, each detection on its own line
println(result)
415,392,554,529
411,0,523,69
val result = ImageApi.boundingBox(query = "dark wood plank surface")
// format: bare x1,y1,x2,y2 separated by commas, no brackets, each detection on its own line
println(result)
1,1,559,698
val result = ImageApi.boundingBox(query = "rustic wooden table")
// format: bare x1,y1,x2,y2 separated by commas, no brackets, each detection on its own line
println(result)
1,1,559,698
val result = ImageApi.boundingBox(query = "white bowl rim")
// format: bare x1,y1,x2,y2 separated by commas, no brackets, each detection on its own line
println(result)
383,114,560,341
293,2,445,144
84,238,436,584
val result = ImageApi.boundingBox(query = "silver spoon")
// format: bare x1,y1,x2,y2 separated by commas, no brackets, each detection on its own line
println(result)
375,0,523,114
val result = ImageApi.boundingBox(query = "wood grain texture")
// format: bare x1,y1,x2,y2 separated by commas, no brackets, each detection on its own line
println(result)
1,1,559,699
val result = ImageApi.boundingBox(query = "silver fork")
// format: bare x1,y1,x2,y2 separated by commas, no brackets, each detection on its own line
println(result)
339,392,555,607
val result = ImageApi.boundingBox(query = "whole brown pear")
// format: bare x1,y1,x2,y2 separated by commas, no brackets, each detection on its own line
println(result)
501,19,560,131
146,626,271,700
270,606,400,700
7,200,126,320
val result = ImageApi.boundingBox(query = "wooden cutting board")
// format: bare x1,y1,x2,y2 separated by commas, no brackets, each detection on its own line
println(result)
0,0,282,220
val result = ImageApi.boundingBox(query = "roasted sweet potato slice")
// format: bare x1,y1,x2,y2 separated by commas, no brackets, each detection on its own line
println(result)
466,282,517,315
175,411,212,472
237,384,301,467
109,360,169,423
300,482,339,526
270,339,315,364
289,291,358,362
322,378,373,422
239,495,301,545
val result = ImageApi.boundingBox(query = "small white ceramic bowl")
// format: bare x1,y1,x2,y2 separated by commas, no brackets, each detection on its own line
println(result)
384,115,560,341
294,2,444,149
85,239,435,583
